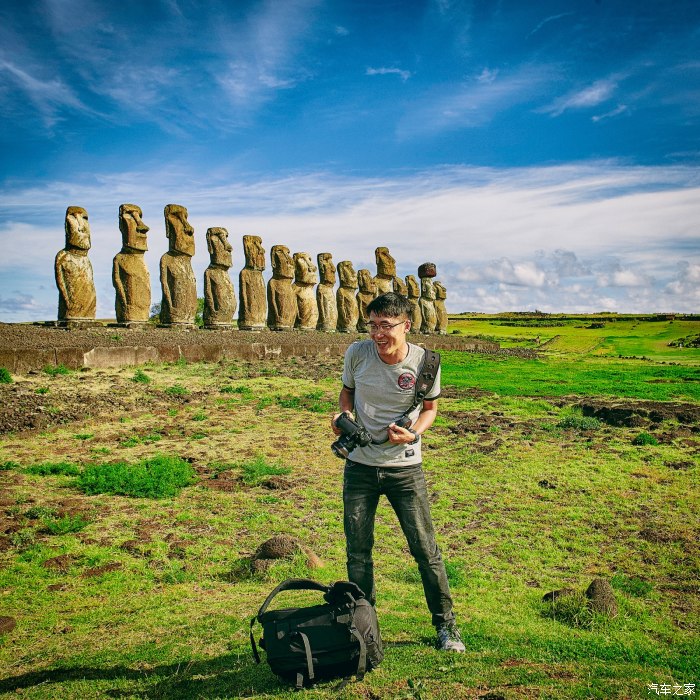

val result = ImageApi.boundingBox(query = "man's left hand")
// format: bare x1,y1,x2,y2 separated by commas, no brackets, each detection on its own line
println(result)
387,423,417,444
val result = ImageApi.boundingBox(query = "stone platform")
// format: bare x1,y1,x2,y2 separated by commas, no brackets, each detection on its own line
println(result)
0,323,499,373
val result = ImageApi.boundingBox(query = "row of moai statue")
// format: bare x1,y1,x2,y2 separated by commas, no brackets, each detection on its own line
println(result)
54,204,448,334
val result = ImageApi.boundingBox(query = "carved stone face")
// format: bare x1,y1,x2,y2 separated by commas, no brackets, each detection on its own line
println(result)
207,227,232,268
434,281,446,300
375,247,396,277
243,235,266,270
119,203,149,252
421,277,436,300
405,275,420,297
317,253,336,285
357,269,376,294
338,261,357,289
271,245,294,279
293,252,318,285
65,206,91,251
164,204,195,257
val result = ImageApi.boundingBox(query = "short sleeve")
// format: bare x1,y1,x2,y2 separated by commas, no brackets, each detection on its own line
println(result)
341,342,357,389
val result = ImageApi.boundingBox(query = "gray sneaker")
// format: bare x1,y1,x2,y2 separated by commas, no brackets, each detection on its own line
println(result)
435,622,466,652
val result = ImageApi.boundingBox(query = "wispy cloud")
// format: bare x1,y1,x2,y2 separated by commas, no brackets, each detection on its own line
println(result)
592,104,629,122
527,12,575,38
366,67,412,82
540,78,619,117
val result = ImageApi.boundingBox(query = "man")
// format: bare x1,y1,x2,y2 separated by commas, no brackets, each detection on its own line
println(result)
331,292,465,652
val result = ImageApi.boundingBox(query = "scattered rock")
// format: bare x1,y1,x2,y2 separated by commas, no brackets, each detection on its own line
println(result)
585,578,618,617
542,588,575,602
538,479,557,489
252,534,323,570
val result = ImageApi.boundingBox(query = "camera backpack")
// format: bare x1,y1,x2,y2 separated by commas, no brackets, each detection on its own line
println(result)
250,578,383,689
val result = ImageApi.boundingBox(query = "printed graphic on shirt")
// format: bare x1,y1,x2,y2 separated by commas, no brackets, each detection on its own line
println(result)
397,372,416,391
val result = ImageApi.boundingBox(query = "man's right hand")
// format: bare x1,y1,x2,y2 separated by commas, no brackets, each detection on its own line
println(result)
331,410,352,436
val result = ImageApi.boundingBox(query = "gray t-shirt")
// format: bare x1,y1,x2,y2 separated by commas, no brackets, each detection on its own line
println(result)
341,340,441,467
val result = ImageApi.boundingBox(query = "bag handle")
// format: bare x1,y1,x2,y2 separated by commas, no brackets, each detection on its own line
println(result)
255,578,331,619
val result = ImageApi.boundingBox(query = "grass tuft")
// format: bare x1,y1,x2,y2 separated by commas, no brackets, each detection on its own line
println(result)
0,460,19,471
234,455,291,485
43,364,70,376
26,461,81,476
0,367,12,384
632,432,659,446
165,384,189,396
43,513,90,535
132,369,151,384
76,454,196,498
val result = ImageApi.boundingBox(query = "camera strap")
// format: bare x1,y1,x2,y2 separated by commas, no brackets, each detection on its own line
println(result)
397,348,441,423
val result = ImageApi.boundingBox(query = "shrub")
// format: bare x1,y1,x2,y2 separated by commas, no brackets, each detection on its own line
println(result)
235,455,291,486
26,461,80,476
35,387,49,394
0,461,19,471
165,384,189,396
557,414,602,431
132,369,151,384
0,367,12,384
632,432,659,446
43,364,70,376
76,455,196,498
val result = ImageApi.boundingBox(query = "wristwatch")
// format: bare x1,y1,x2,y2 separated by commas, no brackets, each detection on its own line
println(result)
407,428,420,445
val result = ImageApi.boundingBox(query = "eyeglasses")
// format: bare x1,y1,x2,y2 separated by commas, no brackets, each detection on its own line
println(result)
367,321,407,333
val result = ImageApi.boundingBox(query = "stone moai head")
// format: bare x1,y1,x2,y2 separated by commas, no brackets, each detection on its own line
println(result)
406,275,420,298
243,235,266,271
271,245,294,279
318,253,336,285
418,262,437,279
164,204,194,257
421,276,436,300
434,281,447,300
357,268,376,294
375,247,396,277
393,276,408,296
338,261,357,289
119,203,149,252
294,252,318,285
206,227,232,269
65,206,91,251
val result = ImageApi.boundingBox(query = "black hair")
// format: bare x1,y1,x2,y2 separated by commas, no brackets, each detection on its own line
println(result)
366,292,412,320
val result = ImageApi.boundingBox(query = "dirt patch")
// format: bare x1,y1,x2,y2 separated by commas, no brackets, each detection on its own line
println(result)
42,554,76,573
0,616,16,635
578,399,700,429
440,386,496,399
81,562,122,578
443,410,535,436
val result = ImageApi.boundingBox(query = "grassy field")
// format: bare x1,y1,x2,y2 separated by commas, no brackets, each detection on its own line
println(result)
0,319,698,699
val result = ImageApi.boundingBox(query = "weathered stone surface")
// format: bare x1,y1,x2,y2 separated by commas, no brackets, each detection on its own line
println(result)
267,245,296,331
418,262,437,278
160,204,197,326
406,274,422,332
293,252,319,331
203,227,236,328
238,235,266,330
336,261,359,333
393,276,408,296
419,276,437,334
55,206,97,322
113,203,150,324
252,535,323,570
434,280,448,335
316,252,338,332
585,578,618,617
373,246,396,296
356,268,376,332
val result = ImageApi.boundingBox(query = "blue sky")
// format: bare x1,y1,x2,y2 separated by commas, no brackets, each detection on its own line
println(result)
1,0,699,320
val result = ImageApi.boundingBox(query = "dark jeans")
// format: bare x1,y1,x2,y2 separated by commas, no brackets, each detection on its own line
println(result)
343,459,455,627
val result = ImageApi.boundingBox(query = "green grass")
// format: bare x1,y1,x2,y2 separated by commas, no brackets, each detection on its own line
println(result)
25,461,81,476
132,369,151,384
0,339,697,700
42,364,70,376
76,455,196,498
0,367,12,384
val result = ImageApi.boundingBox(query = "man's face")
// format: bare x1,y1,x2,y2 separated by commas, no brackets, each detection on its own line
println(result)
368,311,409,356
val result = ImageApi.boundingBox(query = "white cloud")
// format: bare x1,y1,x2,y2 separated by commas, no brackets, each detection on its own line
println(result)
1,162,698,319
366,67,412,82
476,68,499,84
540,78,619,117
592,104,629,122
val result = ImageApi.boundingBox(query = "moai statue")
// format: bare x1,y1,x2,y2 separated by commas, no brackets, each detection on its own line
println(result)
336,261,359,333
356,268,376,333
112,204,150,325
405,274,422,332
267,244,296,331
238,235,266,330
418,262,438,334
293,252,319,331
373,247,396,296
55,206,97,324
316,252,338,332
160,204,197,326
203,227,236,329
393,276,408,296
434,281,448,335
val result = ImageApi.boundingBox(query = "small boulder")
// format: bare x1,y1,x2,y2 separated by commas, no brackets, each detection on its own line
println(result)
542,588,575,602
585,578,618,617
253,535,323,569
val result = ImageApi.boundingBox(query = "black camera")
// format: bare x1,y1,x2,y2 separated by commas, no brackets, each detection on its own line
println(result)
331,413,373,459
